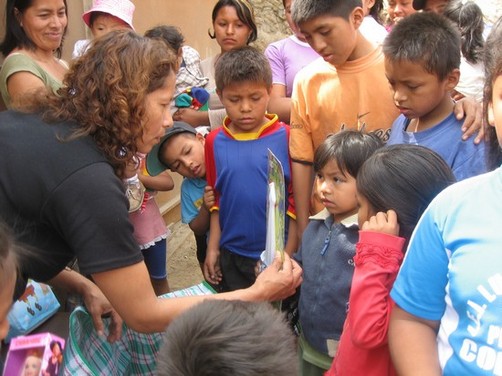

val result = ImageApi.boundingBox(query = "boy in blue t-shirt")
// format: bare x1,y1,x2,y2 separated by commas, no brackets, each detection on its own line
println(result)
146,121,212,274
204,46,297,292
384,12,487,181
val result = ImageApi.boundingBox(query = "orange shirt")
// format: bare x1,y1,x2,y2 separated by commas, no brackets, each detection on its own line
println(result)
290,47,399,163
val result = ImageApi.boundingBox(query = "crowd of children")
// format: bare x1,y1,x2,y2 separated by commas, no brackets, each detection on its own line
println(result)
1,0,502,374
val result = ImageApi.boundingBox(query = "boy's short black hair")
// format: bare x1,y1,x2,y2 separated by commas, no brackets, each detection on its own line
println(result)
144,25,185,52
383,12,460,81
156,300,298,376
313,130,384,178
215,46,272,93
291,0,362,25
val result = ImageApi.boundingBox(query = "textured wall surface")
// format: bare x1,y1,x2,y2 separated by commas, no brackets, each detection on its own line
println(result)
249,0,289,51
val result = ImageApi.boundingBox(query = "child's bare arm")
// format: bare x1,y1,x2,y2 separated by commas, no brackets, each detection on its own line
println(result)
139,170,174,191
173,108,209,127
188,186,214,236
267,84,291,123
203,210,222,285
283,218,297,256
292,161,314,242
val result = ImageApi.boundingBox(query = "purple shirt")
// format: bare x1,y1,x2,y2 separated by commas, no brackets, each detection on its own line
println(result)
264,35,320,97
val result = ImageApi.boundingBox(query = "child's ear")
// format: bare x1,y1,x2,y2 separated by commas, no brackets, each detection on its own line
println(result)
351,6,365,28
445,68,460,91
216,89,223,101
196,132,206,145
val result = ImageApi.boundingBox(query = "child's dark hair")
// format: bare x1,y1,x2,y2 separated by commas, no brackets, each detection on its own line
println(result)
144,25,185,52
443,0,484,65
209,0,257,44
484,17,502,170
383,12,461,81
357,144,455,243
215,46,272,92
156,300,298,376
313,130,384,177
292,0,362,25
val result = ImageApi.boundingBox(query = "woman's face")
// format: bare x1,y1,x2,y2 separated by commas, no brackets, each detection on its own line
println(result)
213,5,252,53
389,0,416,24
138,72,176,154
17,0,67,53
22,355,42,376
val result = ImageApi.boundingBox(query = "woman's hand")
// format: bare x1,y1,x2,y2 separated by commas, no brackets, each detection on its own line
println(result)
362,210,400,236
250,253,303,301
82,281,123,343
453,96,484,143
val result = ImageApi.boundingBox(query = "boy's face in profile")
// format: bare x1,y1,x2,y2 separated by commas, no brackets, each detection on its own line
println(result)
218,80,271,134
315,159,358,222
161,133,206,179
488,75,502,146
384,58,458,121
298,8,364,67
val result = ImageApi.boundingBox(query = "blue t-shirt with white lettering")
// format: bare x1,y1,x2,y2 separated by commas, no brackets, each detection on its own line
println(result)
391,167,502,375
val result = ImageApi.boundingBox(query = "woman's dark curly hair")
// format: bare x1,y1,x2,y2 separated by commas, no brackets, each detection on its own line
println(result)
41,30,177,178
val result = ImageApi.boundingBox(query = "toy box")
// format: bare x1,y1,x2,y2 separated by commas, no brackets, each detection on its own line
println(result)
3,333,65,376
5,280,60,343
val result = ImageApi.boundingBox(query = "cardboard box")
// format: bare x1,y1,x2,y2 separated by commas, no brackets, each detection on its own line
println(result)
3,333,65,376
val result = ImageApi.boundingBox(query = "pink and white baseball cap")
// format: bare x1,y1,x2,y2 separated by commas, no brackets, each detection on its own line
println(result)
82,0,135,30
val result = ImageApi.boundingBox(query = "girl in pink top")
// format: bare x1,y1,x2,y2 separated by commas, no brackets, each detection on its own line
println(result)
128,154,174,296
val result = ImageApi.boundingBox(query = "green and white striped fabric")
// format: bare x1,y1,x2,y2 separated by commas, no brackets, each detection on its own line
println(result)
62,306,163,375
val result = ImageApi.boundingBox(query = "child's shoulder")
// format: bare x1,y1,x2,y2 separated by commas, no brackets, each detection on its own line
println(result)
181,176,206,192
429,111,463,136
294,57,335,82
